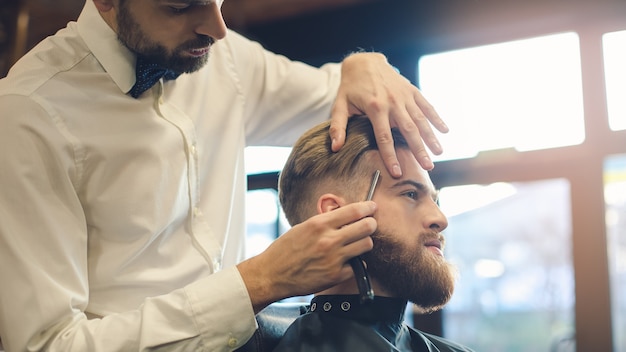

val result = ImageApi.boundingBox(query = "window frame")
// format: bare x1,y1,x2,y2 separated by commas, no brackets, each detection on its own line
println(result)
421,7,626,351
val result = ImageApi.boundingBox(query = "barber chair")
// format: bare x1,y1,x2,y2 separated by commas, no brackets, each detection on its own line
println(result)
236,302,309,352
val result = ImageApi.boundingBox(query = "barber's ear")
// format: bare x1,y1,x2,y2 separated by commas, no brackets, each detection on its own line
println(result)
317,194,347,214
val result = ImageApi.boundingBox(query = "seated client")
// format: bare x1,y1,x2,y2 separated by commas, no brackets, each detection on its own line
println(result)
274,116,475,351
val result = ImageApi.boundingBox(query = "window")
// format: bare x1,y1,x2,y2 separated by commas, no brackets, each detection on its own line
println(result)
418,33,585,161
414,26,624,350
244,146,292,258
604,154,626,352
244,146,292,175
439,179,575,351
602,30,626,131
245,188,284,258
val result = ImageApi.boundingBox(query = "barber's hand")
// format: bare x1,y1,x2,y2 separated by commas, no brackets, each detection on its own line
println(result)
329,52,449,175
237,201,377,313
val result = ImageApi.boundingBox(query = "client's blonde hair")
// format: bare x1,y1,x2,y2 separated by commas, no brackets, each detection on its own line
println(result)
278,116,409,225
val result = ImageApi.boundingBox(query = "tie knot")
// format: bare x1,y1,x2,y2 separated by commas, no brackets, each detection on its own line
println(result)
129,57,181,98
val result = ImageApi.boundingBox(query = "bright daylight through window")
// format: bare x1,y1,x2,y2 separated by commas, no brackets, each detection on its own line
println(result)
244,146,292,258
418,32,585,161
603,30,626,131
604,154,626,352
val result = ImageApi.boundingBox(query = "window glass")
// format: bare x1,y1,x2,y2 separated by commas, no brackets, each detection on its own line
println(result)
418,33,585,161
245,188,283,258
438,179,575,351
603,30,626,131
604,154,626,351
244,146,292,258
244,146,292,175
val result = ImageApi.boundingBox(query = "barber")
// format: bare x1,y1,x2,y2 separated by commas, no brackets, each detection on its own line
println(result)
0,0,447,350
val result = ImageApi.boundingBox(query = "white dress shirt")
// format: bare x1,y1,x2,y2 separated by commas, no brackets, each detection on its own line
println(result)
0,1,340,350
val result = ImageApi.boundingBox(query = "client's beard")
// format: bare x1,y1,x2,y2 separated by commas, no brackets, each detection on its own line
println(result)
361,229,457,313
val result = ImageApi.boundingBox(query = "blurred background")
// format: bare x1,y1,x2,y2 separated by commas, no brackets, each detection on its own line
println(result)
1,0,625,351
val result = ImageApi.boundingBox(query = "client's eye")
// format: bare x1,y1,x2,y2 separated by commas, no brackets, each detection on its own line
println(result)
169,5,190,13
402,191,419,200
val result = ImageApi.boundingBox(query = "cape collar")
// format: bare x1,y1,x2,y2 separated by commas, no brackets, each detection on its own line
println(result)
309,294,407,325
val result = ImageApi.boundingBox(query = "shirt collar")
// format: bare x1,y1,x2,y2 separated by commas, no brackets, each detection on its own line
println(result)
76,0,136,94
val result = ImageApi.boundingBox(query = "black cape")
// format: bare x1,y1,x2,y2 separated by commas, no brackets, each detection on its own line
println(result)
273,295,475,352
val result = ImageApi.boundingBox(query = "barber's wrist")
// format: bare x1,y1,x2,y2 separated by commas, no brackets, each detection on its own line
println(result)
342,51,387,64
237,257,278,314
341,51,400,74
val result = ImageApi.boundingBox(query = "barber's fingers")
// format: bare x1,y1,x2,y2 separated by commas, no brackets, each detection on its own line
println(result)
333,214,376,252
323,200,377,231
400,89,448,169
367,110,403,176
413,88,449,136
390,104,434,171
335,212,377,262
329,99,349,152
240,201,377,303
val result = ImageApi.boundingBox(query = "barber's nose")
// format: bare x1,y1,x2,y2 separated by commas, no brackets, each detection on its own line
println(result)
195,3,227,40
424,200,448,232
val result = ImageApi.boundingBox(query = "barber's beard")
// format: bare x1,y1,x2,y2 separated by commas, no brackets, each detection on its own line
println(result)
116,4,213,73
361,229,457,313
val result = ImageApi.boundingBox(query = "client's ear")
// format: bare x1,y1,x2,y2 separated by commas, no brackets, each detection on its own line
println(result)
317,194,347,214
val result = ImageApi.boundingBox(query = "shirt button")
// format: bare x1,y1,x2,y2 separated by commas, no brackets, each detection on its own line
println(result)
190,144,197,155
228,337,238,348
193,207,200,217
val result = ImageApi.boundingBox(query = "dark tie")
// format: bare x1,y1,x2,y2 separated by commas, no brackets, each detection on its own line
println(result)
129,56,180,98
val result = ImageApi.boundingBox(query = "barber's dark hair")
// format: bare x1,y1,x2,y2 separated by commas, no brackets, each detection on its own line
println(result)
278,116,408,225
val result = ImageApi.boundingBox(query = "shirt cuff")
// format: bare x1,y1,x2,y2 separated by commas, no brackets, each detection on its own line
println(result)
185,266,257,350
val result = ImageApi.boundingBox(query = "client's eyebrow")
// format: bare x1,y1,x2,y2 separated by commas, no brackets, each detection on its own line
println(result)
391,180,440,202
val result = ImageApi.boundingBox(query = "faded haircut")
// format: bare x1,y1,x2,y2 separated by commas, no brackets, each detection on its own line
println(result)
278,116,409,226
